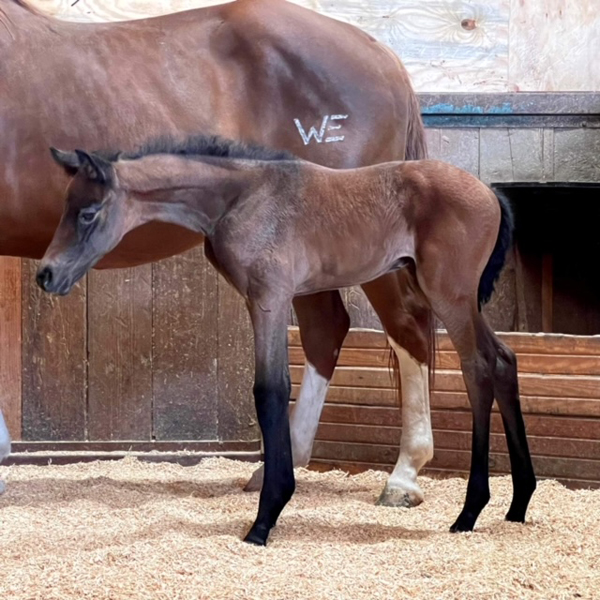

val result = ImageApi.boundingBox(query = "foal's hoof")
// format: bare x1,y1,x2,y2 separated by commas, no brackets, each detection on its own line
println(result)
243,466,264,492
376,483,424,508
450,512,476,533
505,506,527,523
244,524,270,546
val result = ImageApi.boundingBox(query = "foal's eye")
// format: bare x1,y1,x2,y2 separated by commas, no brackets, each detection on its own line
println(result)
78,208,99,225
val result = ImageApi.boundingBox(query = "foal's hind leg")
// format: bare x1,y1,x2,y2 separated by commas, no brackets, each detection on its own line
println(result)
244,291,349,491
429,299,535,531
362,272,434,508
492,338,536,522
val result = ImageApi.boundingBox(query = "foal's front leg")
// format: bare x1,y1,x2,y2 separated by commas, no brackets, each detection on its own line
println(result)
244,290,349,492
244,297,295,546
0,410,11,494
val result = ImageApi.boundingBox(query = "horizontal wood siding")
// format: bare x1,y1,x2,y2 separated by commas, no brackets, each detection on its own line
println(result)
289,327,600,489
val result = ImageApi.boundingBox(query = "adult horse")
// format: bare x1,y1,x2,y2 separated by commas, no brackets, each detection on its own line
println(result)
0,0,429,505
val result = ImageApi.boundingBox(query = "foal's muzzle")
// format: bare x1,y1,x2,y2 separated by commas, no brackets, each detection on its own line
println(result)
36,266,53,292
36,265,72,295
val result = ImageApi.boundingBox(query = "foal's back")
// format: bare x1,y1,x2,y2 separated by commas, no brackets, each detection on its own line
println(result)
262,159,501,295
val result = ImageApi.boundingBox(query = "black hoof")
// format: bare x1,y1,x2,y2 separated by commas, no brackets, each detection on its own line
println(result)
505,507,526,523
450,512,476,533
243,524,270,546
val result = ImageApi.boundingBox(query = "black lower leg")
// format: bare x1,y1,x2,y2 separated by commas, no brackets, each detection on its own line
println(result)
244,378,295,546
494,344,536,523
451,357,494,533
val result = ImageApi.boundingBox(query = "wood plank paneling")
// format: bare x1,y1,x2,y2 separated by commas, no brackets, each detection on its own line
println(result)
291,365,600,399
316,424,600,461
553,129,600,183
301,388,600,419
290,327,600,487
290,346,600,376
509,0,600,92
480,128,545,184
21,260,87,441
291,328,600,355
0,258,22,441
217,280,257,442
312,441,600,481
425,128,480,176
87,268,153,441
152,248,219,441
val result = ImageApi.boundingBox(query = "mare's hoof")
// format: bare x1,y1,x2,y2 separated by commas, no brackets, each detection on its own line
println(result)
243,466,264,492
0,480,5,495
244,524,270,546
376,483,424,508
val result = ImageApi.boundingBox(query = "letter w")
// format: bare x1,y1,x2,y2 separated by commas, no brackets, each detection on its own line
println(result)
294,116,329,145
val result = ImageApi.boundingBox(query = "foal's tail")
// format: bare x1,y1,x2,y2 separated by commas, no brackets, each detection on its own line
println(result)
477,189,514,309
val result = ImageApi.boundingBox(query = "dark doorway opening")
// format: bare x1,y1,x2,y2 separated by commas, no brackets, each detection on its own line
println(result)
491,183,600,336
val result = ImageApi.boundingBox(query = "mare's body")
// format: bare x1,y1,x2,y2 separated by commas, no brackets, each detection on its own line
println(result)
0,0,431,503
39,139,536,545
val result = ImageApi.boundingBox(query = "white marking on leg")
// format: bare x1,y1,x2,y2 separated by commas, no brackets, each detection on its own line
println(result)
289,362,330,467
0,409,10,463
0,409,10,493
385,339,433,502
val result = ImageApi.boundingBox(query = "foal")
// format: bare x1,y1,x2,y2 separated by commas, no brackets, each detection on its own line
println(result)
38,136,536,546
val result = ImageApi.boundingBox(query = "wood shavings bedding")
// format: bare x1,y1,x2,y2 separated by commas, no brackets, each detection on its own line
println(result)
0,457,598,600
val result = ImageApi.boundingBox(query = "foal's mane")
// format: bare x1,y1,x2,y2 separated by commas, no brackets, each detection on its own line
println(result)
102,134,298,164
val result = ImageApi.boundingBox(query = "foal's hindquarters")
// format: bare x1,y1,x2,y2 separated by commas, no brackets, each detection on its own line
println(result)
402,167,537,531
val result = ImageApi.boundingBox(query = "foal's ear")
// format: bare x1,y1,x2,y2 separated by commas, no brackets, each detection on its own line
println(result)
50,147,80,176
74,150,112,185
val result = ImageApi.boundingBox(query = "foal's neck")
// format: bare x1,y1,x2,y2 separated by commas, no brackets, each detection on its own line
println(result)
120,155,258,236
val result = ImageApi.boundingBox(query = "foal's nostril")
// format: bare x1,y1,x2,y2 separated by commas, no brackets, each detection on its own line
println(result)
36,267,53,291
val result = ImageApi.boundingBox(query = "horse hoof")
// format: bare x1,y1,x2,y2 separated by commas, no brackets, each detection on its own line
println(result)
0,480,5,495
376,483,424,508
243,466,264,492
243,524,270,546
450,512,476,533
505,507,526,523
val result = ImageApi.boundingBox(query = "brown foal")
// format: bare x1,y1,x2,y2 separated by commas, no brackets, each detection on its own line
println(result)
38,136,536,546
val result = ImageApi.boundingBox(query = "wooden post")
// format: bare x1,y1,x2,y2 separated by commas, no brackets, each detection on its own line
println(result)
0,257,22,441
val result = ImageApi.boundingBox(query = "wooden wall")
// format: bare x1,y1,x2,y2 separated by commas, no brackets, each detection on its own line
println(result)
290,327,600,490
2,249,259,456
28,0,600,92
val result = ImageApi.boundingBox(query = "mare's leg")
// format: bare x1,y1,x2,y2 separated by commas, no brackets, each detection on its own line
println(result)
0,409,10,494
361,272,434,508
245,291,349,491
244,296,295,546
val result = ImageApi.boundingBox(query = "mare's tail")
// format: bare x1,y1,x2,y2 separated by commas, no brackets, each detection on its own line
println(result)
406,88,428,160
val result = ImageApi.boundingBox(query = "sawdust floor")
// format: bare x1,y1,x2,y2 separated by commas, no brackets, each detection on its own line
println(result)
0,457,598,600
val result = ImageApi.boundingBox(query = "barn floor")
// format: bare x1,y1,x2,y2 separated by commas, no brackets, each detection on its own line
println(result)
0,458,598,600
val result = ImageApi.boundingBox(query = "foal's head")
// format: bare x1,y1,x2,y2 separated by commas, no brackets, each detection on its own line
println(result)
37,148,136,295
